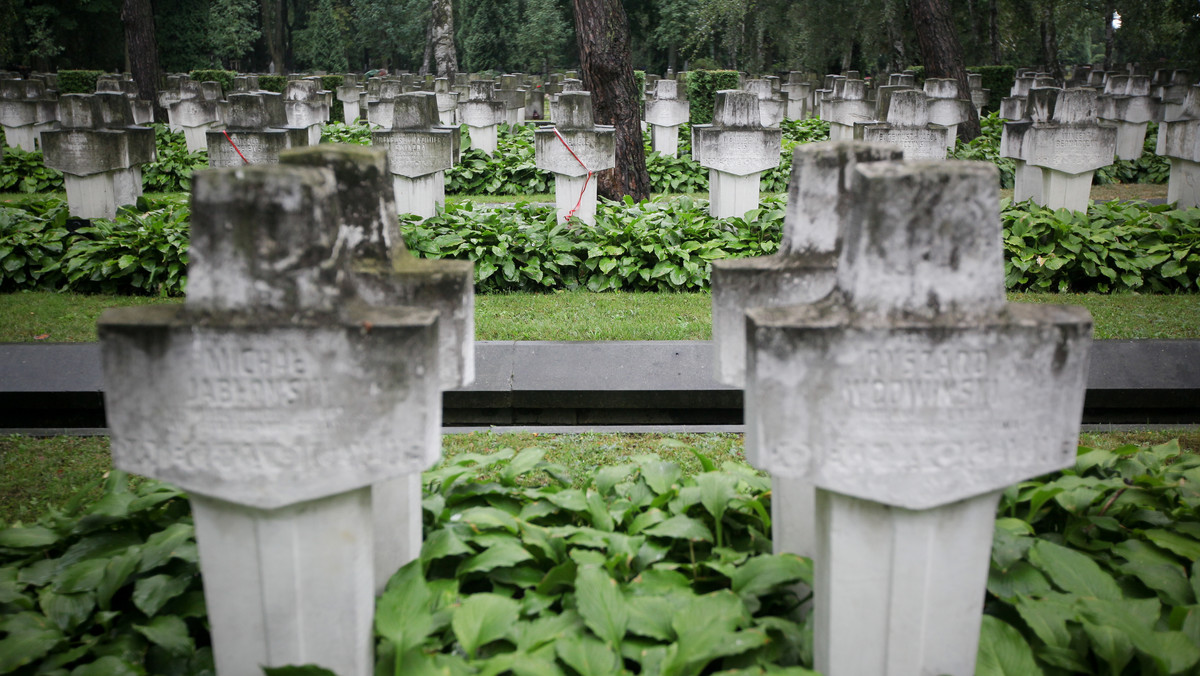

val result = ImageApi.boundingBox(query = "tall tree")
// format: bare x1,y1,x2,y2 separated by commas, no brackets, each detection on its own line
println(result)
121,0,160,118
572,0,650,201
909,0,980,140
208,0,260,70
429,0,457,77
294,0,348,72
261,0,286,73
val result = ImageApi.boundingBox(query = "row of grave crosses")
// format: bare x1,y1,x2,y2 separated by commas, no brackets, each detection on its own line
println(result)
98,137,1094,675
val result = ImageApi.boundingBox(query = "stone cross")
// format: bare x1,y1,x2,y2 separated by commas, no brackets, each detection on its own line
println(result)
745,79,786,128
711,141,902,560
366,81,404,129
99,159,442,676
924,78,973,148
434,77,459,126
743,157,1092,676
534,91,615,226
279,144,474,591
888,72,916,87
1001,87,1117,212
206,92,309,167
458,80,507,155
968,73,989,117
781,72,814,120
337,74,365,124
284,79,331,146
495,74,527,126
1098,75,1158,160
692,90,782,218
1156,84,1200,208
40,93,155,219
525,76,546,121
1156,70,1193,120
371,92,459,219
821,78,873,141
644,79,690,157
0,78,58,151
165,80,223,153
857,89,952,160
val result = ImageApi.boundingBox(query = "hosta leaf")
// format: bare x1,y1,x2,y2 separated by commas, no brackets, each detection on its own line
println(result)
626,596,675,641
1028,540,1121,600
638,460,682,495
643,515,712,542
1112,539,1194,605
730,553,811,598
0,614,63,673
1081,622,1134,675
988,561,1051,602
1144,529,1200,561
138,522,194,573
132,573,193,616
134,615,194,655
376,561,435,653
575,565,629,648
38,588,94,632
555,634,621,676
456,540,534,576
52,559,108,594
501,447,547,485
0,526,61,549
452,593,520,659
69,656,144,676
421,527,474,563
974,615,1044,676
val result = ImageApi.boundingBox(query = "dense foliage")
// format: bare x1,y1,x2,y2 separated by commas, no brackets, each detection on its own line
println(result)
0,148,64,194
141,125,209,194
2,439,1196,674
54,70,104,95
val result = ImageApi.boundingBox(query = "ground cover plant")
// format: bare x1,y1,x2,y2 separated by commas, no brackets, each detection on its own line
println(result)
2,433,1198,674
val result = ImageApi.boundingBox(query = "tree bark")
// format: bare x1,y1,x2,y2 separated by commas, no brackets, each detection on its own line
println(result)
121,0,161,121
1039,0,1064,84
572,0,650,202
430,0,458,78
908,0,981,140
989,0,1000,65
262,0,286,73
1102,0,1115,72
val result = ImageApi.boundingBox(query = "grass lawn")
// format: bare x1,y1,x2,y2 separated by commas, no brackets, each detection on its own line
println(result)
2,289,1198,343
3,429,1197,526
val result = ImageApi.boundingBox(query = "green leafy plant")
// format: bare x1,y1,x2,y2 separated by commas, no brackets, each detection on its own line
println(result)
59,200,191,296
1094,123,1171,186
257,75,288,94
951,111,1015,189
1002,198,1200,293
0,199,70,291
984,440,1200,675
446,124,552,196
319,120,375,145
186,70,235,96
55,70,105,95
685,70,742,125
141,124,209,193
0,471,210,675
0,147,64,194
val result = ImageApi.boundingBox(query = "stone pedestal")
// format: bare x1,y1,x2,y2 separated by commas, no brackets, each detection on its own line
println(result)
168,83,223,153
372,92,459,218
1002,88,1117,211
434,77,459,126
924,78,973,148
285,79,331,146
534,92,615,225
742,159,1092,676
692,90,783,218
1156,85,1200,208
459,81,506,155
207,92,310,167
746,79,786,128
821,79,873,141
495,74,527,126
782,73,813,120
645,79,689,157
41,93,156,219
1098,75,1157,160
338,75,364,124
0,78,58,151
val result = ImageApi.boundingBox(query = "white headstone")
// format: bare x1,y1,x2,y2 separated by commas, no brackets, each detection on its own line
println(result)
644,79,690,157
1156,84,1200,208
857,89,952,160
458,80,506,155
692,90,783,218
534,91,616,225
371,92,459,218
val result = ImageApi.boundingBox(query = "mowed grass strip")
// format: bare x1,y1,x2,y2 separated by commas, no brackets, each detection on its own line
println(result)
2,290,1198,343
3,429,1197,526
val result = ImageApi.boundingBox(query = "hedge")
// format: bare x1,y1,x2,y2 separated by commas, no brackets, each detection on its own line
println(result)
55,70,105,94
685,70,742,125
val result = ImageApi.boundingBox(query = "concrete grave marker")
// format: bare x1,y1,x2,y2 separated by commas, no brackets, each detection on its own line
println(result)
781,72,814,120
743,158,1092,676
495,74,527,126
41,93,156,219
644,79,690,157
923,78,973,148
745,79,786,128
821,78,874,141
165,80,224,153
280,144,473,590
99,160,442,675
458,80,507,155
1156,84,1200,208
856,89,952,160
206,92,310,167
0,78,58,151
434,77,459,126
692,90,783,218
534,91,616,225
372,92,459,218
337,74,365,123
1001,87,1117,211
1099,75,1158,160
284,79,331,146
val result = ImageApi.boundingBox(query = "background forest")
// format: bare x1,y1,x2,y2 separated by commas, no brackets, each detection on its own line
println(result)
1,0,1198,79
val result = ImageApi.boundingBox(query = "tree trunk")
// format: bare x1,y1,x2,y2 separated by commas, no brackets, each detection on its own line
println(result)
1102,0,1115,72
572,0,650,202
430,0,458,78
121,0,161,121
420,16,433,75
989,0,1000,65
1039,0,1064,84
262,0,286,73
908,0,981,140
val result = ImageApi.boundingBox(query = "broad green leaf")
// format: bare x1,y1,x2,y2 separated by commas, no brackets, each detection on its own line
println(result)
456,540,534,576
421,528,474,563
730,553,811,599
663,590,756,674
456,506,521,534
988,562,1051,603
593,464,638,496
138,522,194,572
134,615,194,655
974,615,1044,676
1150,630,1200,674
555,634,621,676
696,472,737,524
1028,540,1121,600
575,565,629,648
38,589,94,632
0,526,61,549
56,531,141,570
643,515,712,542
639,459,683,495
67,655,142,676
132,573,193,616
451,593,519,659
1144,529,1200,561
1113,539,1194,605
512,612,581,651
501,447,546,486
626,596,675,641
586,490,614,532
376,561,434,653
52,558,108,594
545,489,588,513
1081,623,1134,675
0,615,63,673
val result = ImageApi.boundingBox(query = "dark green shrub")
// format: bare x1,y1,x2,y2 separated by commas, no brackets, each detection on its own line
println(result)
141,124,208,193
320,74,345,121
187,69,235,96
685,70,742,125
0,147,64,193
61,201,191,296
0,199,71,291
257,75,287,93
1094,123,1171,185
446,124,552,196
55,70,105,94
969,65,1016,113
950,111,1015,188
